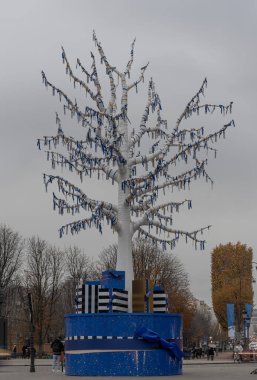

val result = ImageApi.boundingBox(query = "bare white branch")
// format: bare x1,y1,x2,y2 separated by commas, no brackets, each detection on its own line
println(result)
124,38,136,77
44,174,117,212
93,31,122,78
129,119,234,168
61,47,105,112
127,62,149,92
137,223,210,250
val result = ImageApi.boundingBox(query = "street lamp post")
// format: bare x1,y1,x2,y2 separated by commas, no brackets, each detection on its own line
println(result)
0,287,7,350
243,309,251,350
28,293,35,373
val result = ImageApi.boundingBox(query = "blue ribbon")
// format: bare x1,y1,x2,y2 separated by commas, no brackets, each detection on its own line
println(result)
135,327,184,360
106,270,123,280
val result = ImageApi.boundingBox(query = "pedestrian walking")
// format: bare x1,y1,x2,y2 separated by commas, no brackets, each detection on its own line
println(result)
51,337,64,373
191,347,196,359
234,342,243,363
12,344,17,358
234,342,243,353
208,346,215,360
22,345,26,359
205,346,209,360
26,346,30,358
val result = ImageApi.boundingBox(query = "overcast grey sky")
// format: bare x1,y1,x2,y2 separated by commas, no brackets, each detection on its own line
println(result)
1,0,257,305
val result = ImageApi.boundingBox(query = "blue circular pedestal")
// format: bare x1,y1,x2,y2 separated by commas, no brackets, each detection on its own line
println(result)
65,313,183,376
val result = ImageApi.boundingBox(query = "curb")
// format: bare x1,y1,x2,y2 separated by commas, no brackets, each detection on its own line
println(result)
184,361,235,365
1,361,236,367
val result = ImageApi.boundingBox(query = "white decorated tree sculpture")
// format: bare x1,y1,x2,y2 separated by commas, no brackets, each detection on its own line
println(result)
38,32,234,311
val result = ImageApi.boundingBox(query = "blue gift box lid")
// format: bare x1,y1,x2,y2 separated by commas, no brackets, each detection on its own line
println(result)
153,285,164,292
102,270,125,281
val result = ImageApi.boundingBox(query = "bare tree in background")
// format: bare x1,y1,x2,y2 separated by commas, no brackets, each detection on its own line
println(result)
66,246,95,283
0,223,24,347
25,237,65,356
39,32,234,309
5,285,31,350
97,244,117,273
62,246,96,313
132,238,190,289
0,224,24,291
133,239,196,335
98,239,193,294
185,305,214,347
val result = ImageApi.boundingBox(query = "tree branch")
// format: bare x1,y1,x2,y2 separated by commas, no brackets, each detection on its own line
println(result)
128,79,162,150
137,223,210,250
132,199,191,232
76,52,105,109
124,38,136,77
43,174,117,212
52,193,118,232
175,78,208,130
92,33,120,118
131,199,191,213
44,150,120,183
127,62,149,92
41,71,120,133
61,47,105,112
42,175,119,236
37,113,126,169
93,31,122,78
129,119,235,168
125,159,210,204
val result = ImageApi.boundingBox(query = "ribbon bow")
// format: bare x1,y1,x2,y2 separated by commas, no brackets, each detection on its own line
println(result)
135,327,184,360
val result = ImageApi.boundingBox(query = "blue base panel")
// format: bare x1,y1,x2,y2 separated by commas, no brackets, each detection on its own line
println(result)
65,313,183,376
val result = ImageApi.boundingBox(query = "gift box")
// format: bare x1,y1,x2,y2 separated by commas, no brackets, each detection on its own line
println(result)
153,285,168,313
75,281,101,313
98,288,128,313
101,270,125,290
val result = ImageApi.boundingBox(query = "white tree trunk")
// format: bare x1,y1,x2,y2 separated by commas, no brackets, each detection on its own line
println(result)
116,77,134,311
116,173,133,311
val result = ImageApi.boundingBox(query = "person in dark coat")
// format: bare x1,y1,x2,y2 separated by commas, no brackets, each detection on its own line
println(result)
51,337,64,373
12,345,17,358
208,346,215,360
22,345,26,359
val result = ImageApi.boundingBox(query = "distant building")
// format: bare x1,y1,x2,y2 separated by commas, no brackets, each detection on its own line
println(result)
249,308,257,337
195,299,216,322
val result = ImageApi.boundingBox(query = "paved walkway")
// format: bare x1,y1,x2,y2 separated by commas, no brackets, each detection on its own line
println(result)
4,352,257,380
0,352,236,367
184,351,234,365
1,360,257,380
